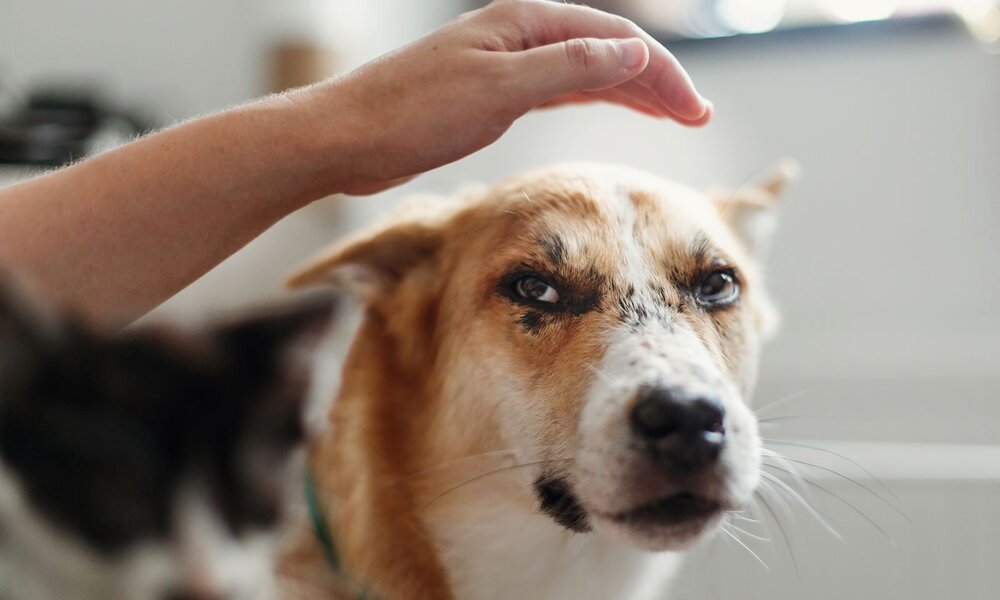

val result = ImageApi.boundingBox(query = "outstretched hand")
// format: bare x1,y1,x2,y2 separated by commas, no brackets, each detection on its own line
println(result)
311,0,712,194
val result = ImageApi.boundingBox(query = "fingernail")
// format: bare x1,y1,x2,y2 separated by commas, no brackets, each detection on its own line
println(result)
615,38,648,71
693,97,713,120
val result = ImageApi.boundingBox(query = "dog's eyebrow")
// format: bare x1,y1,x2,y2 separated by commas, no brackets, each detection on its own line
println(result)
539,234,567,266
689,232,714,263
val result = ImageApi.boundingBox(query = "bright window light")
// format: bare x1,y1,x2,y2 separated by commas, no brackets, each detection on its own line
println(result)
591,0,1000,42
716,0,787,33
819,0,900,22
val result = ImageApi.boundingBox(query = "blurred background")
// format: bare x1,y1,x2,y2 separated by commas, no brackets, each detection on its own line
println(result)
2,0,999,598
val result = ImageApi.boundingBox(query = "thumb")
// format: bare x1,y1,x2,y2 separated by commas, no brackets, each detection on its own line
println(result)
513,37,649,106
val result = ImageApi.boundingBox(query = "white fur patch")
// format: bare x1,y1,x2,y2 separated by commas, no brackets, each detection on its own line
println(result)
435,495,681,600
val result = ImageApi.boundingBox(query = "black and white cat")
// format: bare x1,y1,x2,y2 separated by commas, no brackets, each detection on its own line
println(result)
0,278,334,600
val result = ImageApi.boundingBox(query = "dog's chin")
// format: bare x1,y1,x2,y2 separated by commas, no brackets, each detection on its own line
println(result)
534,476,726,550
590,493,726,551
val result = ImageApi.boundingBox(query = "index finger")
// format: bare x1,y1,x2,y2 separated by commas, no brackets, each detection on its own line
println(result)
504,0,711,122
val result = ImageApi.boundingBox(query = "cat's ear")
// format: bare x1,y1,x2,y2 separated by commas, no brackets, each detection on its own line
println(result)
210,292,338,371
0,276,48,348
0,278,105,411
207,294,339,446
708,159,799,261
0,276,79,385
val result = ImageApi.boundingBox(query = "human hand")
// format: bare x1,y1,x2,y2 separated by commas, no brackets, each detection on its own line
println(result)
304,0,712,195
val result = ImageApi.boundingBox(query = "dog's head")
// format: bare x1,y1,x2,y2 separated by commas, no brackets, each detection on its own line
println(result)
290,163,793,551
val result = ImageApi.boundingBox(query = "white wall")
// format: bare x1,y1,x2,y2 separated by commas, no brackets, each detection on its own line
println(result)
2,0,261,118
0,0,457,118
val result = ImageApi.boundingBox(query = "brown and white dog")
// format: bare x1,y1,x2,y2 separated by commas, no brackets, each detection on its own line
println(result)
277,163,794,600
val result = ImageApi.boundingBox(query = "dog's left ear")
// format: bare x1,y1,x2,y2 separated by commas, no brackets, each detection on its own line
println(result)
284,194,461,301
708,159,800,260
286,222,443,298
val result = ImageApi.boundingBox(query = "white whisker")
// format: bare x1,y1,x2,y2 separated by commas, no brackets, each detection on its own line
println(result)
720,526,770,571
755,492,801,581
728,511,761,524
761,448,805,480
753,385,827,418
763,463,901,548
725,520,770,542
584,363,616,385
760,470,844,542
757,476,796,522
762,438,906,511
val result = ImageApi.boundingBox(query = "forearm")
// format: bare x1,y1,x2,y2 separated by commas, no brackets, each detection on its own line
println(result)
0,85,348,326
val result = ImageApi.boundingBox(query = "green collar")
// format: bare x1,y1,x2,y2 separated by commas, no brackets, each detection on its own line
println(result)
303,469,340,569
303,469,374,600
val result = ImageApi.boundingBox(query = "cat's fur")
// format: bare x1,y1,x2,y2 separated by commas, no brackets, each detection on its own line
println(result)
0,278,334,600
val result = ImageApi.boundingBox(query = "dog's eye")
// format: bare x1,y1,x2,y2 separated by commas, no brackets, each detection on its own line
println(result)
696,270,739,307
515,276,560,304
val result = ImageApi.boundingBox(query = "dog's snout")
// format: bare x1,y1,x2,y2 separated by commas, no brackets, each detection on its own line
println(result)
630,387,726,472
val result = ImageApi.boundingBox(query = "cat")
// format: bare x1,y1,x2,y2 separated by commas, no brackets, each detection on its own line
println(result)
0,277,335,600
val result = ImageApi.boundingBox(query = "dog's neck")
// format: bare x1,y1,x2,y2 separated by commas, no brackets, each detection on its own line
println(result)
309,311,454,599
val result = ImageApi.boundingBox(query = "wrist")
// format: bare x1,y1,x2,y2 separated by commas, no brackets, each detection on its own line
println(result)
276,78,379,200
235,82,362,208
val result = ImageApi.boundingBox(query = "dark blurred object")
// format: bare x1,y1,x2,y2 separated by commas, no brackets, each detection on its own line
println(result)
0,86,153,167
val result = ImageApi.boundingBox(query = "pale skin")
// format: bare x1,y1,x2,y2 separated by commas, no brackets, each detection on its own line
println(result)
0,0,711,327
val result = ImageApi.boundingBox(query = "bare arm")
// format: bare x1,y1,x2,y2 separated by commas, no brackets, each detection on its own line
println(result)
0,0,710,327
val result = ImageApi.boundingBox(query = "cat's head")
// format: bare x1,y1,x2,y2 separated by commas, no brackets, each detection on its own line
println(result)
0,278,335,600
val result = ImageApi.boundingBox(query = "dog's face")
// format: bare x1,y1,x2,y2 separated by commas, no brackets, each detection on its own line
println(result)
291,163,790,552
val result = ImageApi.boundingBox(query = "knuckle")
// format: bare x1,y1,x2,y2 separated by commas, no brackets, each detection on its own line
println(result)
488,0,555,26
486,0,528,20
564,38,598,71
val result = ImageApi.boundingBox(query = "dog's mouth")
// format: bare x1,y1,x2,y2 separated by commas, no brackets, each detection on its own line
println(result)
534,476,593,533
604,492,721,528
534,476,723,535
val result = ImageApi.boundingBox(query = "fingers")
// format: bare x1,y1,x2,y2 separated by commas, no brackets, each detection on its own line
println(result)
539,86,668,118
342,174,418,196
511,37,649,108
496,0,711,123
539,87,712,126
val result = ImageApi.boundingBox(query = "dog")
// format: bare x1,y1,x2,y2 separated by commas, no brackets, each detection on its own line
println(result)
276,162,794,600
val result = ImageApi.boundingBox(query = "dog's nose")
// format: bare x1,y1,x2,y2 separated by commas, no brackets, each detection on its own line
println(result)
630,387,726,472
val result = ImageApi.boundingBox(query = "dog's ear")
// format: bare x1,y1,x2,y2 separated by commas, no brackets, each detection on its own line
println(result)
709,159,799,261
285,194,461,300
286,223,443,300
